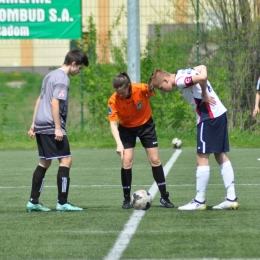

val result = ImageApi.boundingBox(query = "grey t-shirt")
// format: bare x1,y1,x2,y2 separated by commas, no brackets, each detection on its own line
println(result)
34,68,70,135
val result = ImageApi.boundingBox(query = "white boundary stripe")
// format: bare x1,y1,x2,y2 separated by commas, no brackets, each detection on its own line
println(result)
1,183,260,189
103,149,182,260
123,259,260,260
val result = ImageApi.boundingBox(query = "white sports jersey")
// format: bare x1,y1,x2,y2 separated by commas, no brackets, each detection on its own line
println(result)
256,77,260,90
175,68,227,124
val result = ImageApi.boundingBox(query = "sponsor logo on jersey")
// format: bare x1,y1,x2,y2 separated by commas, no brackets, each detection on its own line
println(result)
136,101,143,110
108,107,112,115
184,76,193,86
58,90,65,98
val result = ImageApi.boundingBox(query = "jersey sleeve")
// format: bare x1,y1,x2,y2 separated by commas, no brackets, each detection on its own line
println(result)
108,97,118,122
141,83,155,98
53,76,70,100
176,75,194,89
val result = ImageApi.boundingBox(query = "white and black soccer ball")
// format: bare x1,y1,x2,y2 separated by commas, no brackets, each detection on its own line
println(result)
172,138,182,148
131,190,152,210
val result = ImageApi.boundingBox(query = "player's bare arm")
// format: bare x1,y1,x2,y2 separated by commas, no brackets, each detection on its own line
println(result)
192,65,216,106
253,91,260,117
28,96,40,138
110,121,124,159
51,98,63,141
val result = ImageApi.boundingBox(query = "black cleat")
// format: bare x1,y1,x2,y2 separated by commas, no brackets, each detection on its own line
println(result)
122,199,132,209
160,192,174,208
122,194,132,209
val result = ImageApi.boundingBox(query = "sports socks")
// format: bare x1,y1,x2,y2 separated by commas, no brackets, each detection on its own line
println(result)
29,165,47,204
220,160,236,200
57,166,70,205
195,165,210,203
121,168,132,200
152,165,167,197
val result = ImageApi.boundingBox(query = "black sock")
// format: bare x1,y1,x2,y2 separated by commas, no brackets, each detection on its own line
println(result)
57,166,70,205
29,165,47,204
152,165,167,197
121,168,132,199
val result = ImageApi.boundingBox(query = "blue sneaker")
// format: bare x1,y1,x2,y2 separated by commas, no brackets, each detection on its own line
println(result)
26,201,51,212
56,202,83,212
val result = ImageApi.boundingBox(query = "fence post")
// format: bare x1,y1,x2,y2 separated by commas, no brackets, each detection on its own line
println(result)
196,0,200,65
127,0,140,83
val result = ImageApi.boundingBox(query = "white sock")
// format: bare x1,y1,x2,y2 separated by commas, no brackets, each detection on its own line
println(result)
195,166,210,203
220,161,236,201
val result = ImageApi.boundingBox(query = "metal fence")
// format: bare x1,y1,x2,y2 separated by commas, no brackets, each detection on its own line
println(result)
0,0,260,135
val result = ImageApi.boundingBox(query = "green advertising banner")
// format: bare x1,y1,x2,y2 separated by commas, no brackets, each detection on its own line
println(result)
0,0,81,39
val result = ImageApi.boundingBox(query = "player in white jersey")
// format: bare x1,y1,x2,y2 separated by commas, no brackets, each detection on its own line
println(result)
148,65,238,210
26,50,89,212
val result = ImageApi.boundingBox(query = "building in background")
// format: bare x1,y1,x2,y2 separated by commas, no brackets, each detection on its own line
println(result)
0,0,192,74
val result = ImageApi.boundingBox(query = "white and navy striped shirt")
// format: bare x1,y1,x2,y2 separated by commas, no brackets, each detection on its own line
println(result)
175,68,227,124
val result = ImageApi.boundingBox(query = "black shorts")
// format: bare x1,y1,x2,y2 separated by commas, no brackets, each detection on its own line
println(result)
197,113,230,154
118,117,158,149
36,134,71,160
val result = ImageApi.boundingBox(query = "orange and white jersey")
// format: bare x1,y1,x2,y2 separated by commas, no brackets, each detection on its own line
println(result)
108,83,154,128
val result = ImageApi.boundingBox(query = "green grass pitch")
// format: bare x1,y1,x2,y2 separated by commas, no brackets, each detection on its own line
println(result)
0,147,260,259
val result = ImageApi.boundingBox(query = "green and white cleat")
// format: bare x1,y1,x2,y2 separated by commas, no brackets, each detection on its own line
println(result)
26,201,51,212
56,202,83,212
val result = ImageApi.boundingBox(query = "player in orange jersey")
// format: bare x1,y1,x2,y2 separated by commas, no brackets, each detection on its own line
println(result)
108,72,174,209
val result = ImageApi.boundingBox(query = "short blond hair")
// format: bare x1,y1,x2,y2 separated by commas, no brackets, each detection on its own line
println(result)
147,69,171,92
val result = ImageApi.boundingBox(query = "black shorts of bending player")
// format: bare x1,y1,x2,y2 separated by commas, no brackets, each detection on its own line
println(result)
36,134,71,160
118,117,158,149
197,113,230,154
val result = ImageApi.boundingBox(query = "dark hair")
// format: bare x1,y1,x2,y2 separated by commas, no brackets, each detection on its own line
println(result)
63,49,89,67
112,72,131,89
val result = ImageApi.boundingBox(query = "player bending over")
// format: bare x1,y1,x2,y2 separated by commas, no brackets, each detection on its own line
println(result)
148,65,238,210
108,72,174,209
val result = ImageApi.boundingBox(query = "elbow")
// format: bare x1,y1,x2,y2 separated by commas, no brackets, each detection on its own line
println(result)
200,74,207,81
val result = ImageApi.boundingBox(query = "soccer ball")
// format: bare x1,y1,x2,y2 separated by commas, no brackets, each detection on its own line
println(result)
131,190,152,210
172,138,182,148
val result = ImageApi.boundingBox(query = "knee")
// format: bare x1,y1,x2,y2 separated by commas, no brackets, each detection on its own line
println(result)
122,159,133,169
60,156,72,168
150,158,161,167
67,157,72,167
39,159,52,169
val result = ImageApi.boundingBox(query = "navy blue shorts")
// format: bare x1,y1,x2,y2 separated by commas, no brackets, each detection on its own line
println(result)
197,113,229,154
36,134,71,160
118,117,158,149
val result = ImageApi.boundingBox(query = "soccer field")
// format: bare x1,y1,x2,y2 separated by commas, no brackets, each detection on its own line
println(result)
0,147,260,260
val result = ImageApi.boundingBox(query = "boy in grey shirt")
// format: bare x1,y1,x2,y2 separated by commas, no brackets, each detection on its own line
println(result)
27,49,89,212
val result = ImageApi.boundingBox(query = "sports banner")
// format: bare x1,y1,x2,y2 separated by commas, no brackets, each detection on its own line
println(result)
0,0,81,39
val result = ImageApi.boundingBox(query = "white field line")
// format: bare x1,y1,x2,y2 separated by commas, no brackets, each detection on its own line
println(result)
103,149,182,260
123,259,260,260
0,183,260,189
